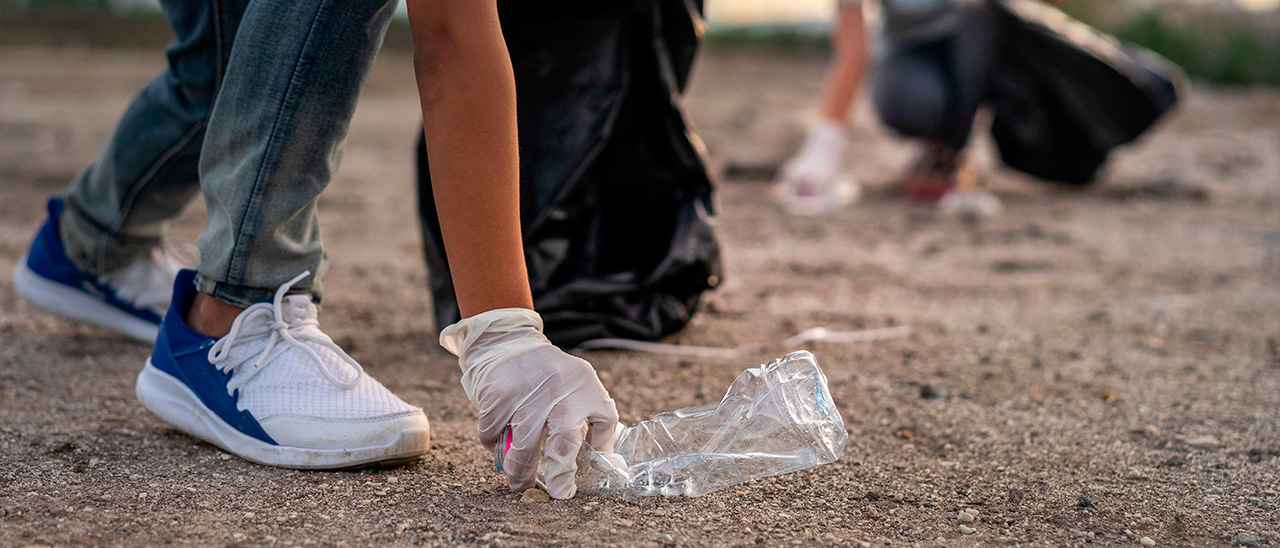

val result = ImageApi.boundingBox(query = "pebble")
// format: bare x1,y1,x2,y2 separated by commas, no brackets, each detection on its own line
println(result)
1232,534,1264,547
959,525,976,535
520,489,551,503
958,512,975,523
656,533,675,544
1140,536,1156,546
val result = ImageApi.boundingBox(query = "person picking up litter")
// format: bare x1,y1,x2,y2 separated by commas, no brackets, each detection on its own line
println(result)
777,0,1177,217
13,0,616,499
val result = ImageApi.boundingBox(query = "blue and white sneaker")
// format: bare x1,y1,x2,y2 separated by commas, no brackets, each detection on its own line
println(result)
135,270,431,469
14,197,176,343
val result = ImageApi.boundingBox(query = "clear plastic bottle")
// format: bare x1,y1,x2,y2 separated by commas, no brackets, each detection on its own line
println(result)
580,351,849,497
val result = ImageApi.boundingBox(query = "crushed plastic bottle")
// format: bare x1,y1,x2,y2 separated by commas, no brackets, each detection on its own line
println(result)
579,351,848,497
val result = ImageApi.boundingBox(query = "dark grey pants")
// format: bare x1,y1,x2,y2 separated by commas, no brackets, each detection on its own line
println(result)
871,1,1003,150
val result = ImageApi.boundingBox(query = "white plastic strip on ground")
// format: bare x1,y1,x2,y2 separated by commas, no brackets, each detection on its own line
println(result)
575,325,912,358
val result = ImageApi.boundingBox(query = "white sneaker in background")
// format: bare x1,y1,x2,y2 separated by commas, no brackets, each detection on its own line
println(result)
938,189,1004,220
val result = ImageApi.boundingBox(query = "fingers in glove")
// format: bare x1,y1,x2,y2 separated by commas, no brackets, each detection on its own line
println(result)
502,410,549,492
584,395,620,452
476,406,510,447
540,423,588,499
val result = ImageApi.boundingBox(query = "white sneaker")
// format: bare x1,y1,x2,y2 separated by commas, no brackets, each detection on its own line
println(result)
136,270,431,469
15,197,177,343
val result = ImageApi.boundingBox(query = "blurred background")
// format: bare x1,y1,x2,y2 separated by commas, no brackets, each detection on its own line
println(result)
2,1,1278,546
3,0,1279,86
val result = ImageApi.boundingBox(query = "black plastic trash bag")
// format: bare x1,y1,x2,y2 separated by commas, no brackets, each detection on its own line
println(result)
415,0,722,348
988,0,1184,184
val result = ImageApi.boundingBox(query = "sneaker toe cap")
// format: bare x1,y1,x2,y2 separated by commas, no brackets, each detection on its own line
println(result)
259,409,430,452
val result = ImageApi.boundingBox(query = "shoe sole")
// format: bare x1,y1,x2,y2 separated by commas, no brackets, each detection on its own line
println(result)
13,259,159,344
135,361,431,470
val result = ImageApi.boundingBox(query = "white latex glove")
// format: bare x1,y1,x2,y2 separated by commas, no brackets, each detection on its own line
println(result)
439,308,619,499
774,120,860,216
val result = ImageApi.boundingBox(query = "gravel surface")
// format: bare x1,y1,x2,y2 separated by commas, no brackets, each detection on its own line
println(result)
1,47,1278,546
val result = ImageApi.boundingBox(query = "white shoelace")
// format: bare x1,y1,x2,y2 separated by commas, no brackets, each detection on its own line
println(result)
207,271,364,400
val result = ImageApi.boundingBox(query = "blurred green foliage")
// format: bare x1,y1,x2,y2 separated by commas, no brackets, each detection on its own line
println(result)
1108,10,1280,86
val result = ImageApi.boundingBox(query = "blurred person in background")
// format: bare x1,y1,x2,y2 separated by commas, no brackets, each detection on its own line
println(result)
776,0,1180,216
13,0,616,499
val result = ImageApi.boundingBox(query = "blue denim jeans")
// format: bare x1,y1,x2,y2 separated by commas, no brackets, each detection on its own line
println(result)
872,0,1000,150
60,0,397,306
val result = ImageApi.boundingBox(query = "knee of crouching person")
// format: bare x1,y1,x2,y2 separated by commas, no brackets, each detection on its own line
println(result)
872,62,948,140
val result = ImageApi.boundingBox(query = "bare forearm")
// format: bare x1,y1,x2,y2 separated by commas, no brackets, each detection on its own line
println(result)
818,3,869,125
408,0,533,317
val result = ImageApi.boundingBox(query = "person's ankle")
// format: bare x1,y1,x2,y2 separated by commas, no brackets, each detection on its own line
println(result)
187,292,245,338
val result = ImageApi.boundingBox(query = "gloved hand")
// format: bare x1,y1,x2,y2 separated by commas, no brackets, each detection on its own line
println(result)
440,308,619,499
774,120,860,216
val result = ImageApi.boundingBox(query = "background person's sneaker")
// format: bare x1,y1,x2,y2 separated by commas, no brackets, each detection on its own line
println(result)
13,197,176,343
135,270,431,469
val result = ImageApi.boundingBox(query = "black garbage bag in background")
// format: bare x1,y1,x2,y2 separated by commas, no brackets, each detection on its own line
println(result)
988,0,1184,184
416,0,722,348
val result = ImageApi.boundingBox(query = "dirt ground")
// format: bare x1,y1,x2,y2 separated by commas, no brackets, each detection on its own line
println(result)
1,46,1278,547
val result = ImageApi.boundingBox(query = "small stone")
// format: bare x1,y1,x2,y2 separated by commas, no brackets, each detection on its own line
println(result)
1140,536,1156,546
219,453,232,461
88,458,101,467
520,488,551,503
959,525,976,535
919,384,946,400
243,512,256,519
615,518,635,528
656,533,675,544
958,511,975,523
963,508,980,517
1232,534,1264,547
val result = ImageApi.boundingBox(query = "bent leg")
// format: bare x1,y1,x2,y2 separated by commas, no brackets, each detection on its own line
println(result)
872,44,950,141
194,0,398,306
936,1,1003,149
61,0,246,275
